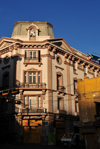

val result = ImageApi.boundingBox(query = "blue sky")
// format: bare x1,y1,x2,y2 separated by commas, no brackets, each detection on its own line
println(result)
0,0,100,55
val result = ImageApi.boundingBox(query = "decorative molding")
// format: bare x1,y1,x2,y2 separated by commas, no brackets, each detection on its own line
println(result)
55,65,64,71
2,65,10,70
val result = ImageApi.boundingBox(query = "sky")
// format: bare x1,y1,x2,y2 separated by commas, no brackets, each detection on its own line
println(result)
0,0,100,55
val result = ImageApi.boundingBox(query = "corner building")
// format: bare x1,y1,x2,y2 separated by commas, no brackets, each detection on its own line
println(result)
0,21,100,144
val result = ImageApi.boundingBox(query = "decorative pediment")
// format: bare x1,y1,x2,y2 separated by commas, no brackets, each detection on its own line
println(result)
27,68,39,71
0,41,13,49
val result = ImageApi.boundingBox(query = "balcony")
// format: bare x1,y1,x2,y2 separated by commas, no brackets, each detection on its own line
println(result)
16,108,47,114
24,57,42,66
16,82,46,89
24,57,41,62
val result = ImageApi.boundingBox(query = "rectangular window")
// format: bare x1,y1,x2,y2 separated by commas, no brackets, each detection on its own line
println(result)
29,73,32,84
29,52,32,59
38,97,41,108
38,50,41,62
57,75,61,90
75,100,79,112
74,80,77,94
38,72,40,84
29,99,31,108
24,97,27,108
33,96,36,108
33,72,36,84
25,51,27,59
24,72,26,84
58,98,62,110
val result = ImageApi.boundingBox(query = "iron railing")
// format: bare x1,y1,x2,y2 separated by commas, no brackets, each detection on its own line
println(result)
57,86,65,92
24,57,41,62
16,82,46,88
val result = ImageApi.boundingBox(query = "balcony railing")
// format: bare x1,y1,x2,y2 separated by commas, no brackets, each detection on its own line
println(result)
57,86,65,92
21,108,47,113
16,82,46,88
24,57,41,62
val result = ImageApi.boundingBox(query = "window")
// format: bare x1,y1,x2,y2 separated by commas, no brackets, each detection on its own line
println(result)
84,66,87,76
38,97,41,108
24,97,27,108
75,100,79,113
24,71,41,87
56,55,62,65
24,72,26,84
38,72,40,84
2,72,9,89
58,98,63,110
73,61,77,73
57,72,63,91
29,96,36,108
74,79,77,95
29,51,36,62
30,28,36,37
28,72,36,84
24,50,41,62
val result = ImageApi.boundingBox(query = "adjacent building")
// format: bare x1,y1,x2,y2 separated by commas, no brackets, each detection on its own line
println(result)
0,21,100,144
77,77,100,149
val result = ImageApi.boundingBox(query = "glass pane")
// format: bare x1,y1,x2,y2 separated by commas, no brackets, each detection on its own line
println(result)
33,51,36,58
38,72,40,75
33,72,36,75
29,52,32,58
29,76,32,84
38,76,40,84
38,97,41,108
29,72,32,75
32,100,36,108
24,97,27,108
33,76,36,84
29,99,31,108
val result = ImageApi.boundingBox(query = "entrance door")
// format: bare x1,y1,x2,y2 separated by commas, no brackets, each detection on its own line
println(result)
23,120,42,143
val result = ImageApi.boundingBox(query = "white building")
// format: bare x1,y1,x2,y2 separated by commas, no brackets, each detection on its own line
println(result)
0,21,100,144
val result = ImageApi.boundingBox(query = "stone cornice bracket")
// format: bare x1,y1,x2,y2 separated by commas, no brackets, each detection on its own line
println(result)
52,47,56,57
82,62,86,66
64,53,68,62
42,89,46,95
68,55,72,60
9,46,13,52
72,56,75,61
77,59,80,63
14,44,19,50
47,45,51,54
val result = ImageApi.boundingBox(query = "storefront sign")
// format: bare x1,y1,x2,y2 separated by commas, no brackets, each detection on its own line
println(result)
22,120,28,126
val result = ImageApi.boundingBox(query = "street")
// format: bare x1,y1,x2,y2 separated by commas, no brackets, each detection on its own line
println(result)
0,143,85,149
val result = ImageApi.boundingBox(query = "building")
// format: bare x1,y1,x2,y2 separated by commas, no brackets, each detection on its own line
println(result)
77,77,100,149
0,21,100,144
